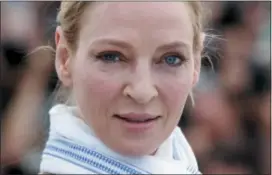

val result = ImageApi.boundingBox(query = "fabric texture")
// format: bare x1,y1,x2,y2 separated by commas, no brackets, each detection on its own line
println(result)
40,104,201,174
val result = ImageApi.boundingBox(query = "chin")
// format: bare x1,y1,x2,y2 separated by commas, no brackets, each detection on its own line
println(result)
111,141,159,157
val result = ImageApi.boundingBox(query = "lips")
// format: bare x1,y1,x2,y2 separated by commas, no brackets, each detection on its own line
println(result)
113,113,161,123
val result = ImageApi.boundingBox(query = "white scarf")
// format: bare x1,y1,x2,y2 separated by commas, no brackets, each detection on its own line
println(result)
40,104,201,174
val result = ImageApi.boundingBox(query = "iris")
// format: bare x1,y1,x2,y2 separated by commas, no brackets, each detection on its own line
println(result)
164,55,181,66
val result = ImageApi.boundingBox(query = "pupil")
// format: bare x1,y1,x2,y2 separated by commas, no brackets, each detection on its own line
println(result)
166,56,176,64
105,54,117,61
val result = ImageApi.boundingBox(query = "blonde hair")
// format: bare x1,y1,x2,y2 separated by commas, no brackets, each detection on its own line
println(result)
57,1,204,53
54,1,205,105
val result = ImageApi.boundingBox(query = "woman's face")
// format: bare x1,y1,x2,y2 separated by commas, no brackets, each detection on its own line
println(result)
63,2,199,156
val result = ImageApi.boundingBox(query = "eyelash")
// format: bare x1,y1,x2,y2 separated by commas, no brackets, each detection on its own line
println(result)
95,51,124,63
95,51,187,67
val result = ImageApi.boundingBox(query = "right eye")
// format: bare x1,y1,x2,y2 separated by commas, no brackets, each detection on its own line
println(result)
96,51,122,63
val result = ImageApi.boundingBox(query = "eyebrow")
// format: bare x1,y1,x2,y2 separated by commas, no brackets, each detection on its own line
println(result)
156,41,190,51
155,41,191,57
89,39,134,50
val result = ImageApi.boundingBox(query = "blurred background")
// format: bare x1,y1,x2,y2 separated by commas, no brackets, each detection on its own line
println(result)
0,1,270,174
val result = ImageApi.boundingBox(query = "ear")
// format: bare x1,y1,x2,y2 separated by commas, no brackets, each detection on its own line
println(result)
55,26,72,87
192,69,200,87
192,32,206,86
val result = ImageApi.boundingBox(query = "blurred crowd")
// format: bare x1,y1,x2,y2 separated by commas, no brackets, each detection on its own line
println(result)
1,2,271,174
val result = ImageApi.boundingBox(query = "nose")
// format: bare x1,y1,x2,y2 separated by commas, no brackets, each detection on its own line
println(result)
123,66,158,104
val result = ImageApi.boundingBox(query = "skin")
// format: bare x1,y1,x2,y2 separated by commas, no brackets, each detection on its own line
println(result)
55,2,200,156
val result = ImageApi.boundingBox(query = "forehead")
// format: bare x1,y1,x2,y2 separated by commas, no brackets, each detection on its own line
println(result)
79,2,193,48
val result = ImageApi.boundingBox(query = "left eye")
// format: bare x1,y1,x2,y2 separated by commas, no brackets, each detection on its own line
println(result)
96,52,121,63
163,55,182,66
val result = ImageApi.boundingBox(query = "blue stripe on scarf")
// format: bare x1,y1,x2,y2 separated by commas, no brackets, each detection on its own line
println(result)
43,152,102,174
44,138,150,174
45,145,123,174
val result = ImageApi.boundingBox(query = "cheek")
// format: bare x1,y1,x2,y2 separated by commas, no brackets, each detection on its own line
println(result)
158,71,194,115
166,81,191,111
72,60,122,111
